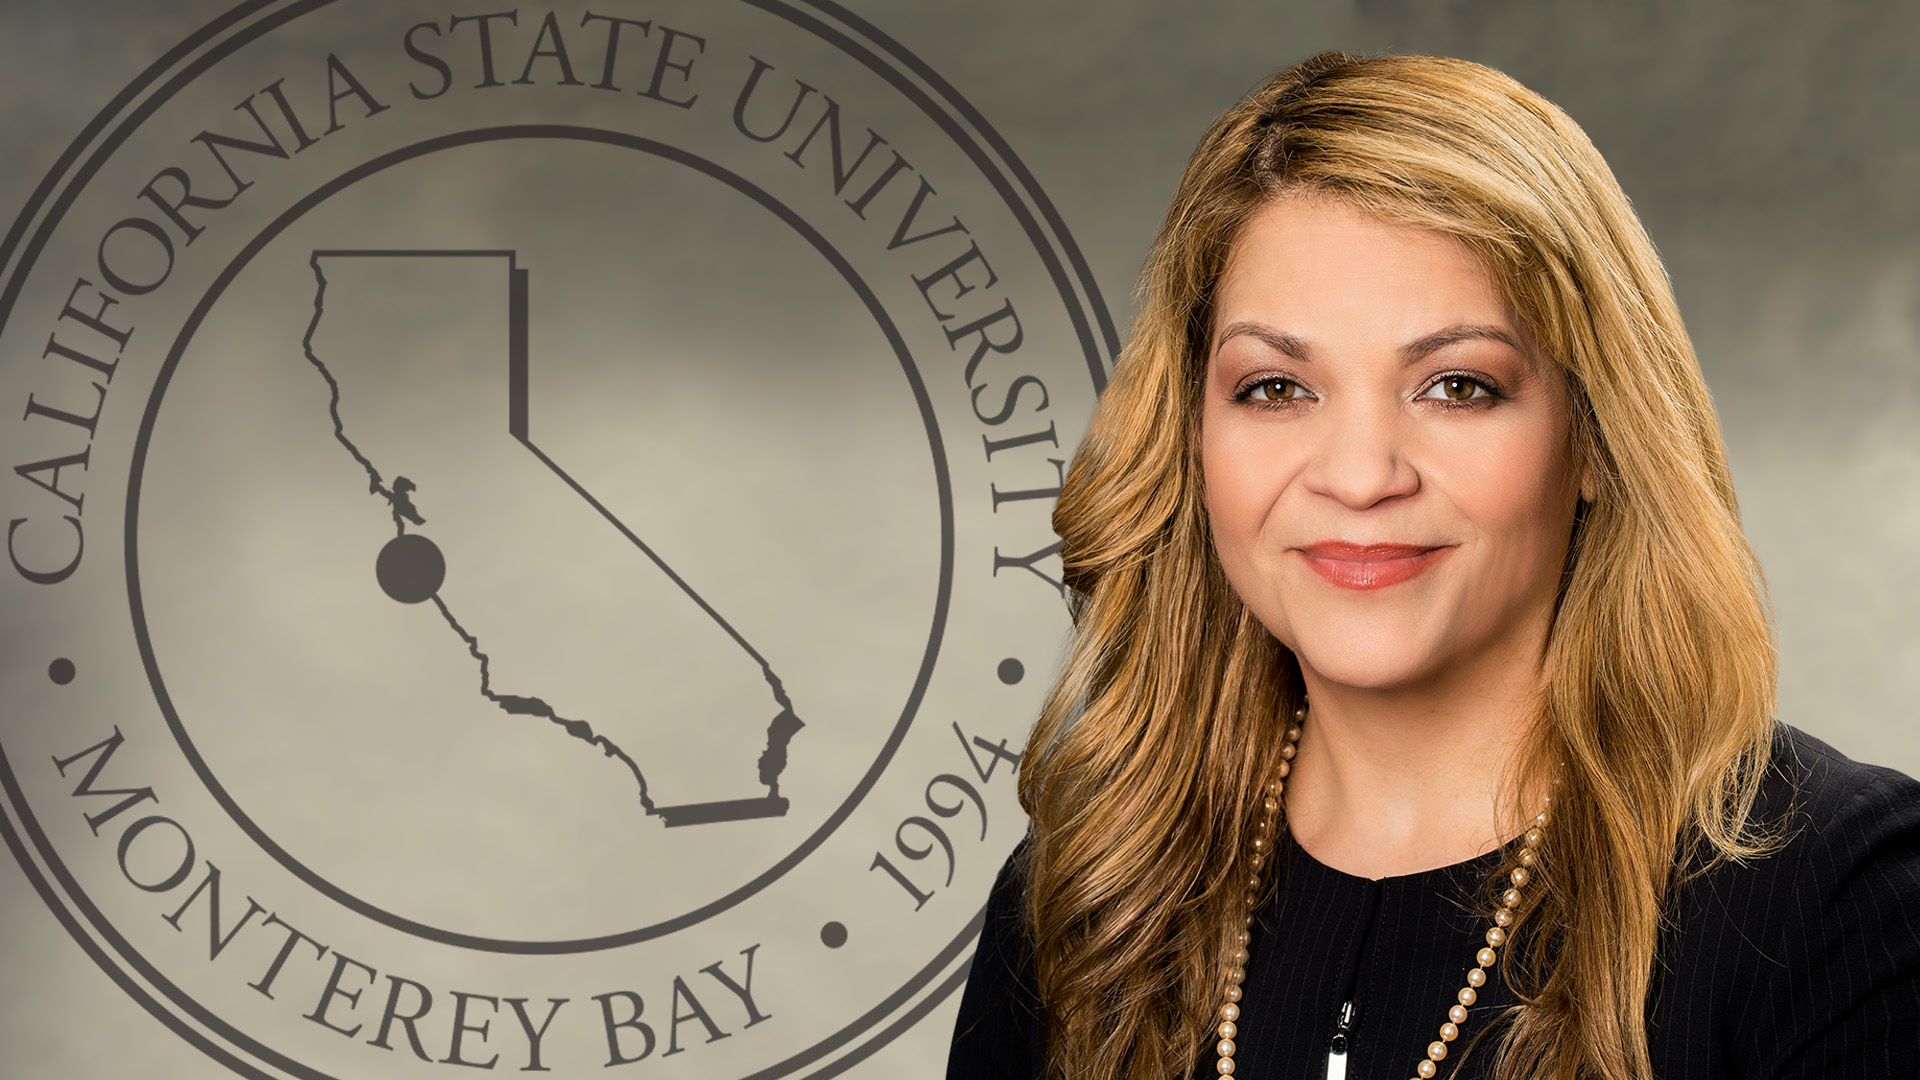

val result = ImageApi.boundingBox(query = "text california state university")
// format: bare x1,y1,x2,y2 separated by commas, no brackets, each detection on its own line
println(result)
9,6,1068,602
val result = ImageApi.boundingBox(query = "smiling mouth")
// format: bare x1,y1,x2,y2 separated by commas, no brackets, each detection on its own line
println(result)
1295,542,1448,590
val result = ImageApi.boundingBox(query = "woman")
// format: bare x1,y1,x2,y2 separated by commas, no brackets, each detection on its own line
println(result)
948,52,1920,1080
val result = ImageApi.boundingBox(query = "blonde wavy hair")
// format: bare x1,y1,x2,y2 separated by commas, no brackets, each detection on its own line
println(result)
1016,51,1779,1080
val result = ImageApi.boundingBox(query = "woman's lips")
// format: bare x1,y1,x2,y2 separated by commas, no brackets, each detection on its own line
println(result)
1295,542,1448,590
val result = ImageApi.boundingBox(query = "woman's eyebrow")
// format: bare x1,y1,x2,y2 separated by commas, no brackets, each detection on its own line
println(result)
1400,324,1522,362
1215,321,1311,360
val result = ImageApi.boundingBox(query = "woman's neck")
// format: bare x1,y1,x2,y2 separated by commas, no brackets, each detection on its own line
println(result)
1282,655,1547,880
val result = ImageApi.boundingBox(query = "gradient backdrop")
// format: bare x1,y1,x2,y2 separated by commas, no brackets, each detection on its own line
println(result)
2,2,1915,1078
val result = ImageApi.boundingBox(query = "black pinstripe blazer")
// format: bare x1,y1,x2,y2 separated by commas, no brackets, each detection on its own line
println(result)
948,725,1920,1079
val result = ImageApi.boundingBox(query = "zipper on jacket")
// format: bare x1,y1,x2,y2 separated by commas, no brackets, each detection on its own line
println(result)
1326,999,1355,1080
1325,877,1379,1080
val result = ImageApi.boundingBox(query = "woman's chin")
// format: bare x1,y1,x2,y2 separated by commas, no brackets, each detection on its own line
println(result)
1289,638,1450,695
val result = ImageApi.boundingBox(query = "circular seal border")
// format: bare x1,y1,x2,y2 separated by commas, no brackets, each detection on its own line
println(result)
0,1,1117,1078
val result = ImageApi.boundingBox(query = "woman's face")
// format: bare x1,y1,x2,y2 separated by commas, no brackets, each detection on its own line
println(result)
1201,196,1588,696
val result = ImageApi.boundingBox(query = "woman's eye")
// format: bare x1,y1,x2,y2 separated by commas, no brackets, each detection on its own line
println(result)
1422,375,1492,403
1244,378,1309,402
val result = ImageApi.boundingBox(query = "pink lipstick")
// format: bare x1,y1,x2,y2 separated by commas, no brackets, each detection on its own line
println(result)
1296,542,1447,590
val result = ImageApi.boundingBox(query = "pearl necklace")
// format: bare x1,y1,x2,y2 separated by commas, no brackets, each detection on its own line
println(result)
1213,706,1549,1080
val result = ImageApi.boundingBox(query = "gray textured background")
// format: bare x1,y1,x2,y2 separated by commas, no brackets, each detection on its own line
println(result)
2,1,1915,1076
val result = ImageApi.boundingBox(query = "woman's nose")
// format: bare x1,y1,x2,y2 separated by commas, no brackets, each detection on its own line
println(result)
1299,403,1420,510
